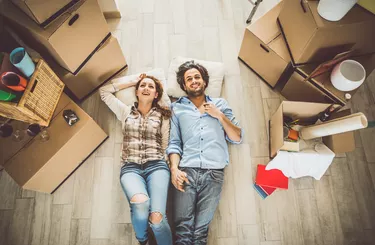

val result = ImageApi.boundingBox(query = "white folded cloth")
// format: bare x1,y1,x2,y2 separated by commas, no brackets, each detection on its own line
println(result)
265,139,335,180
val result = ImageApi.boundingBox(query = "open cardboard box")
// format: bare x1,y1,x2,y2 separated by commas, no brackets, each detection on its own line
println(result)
270,101,355,158
238,1,290,88
278,0,375,65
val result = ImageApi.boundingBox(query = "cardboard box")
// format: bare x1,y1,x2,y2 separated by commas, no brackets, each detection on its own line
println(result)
270,101,355,158
278,54,375,105
239,1,290,87
1,0,110,74
322,109,355,153
3,93,108,193
278,0,375,65
10,0,80,27
50,35,128,101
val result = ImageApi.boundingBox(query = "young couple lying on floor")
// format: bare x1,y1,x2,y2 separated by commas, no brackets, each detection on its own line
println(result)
99,61,243,245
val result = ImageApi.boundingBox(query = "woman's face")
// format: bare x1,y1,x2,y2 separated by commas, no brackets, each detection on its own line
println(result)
136,78,159,103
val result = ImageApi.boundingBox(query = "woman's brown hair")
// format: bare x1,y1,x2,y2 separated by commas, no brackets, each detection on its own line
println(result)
135,75,172,119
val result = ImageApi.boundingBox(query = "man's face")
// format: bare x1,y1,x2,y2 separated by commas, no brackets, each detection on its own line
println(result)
183,68,206,97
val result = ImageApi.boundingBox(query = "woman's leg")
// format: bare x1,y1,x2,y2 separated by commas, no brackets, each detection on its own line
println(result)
145,161,173,245
120,171,150,243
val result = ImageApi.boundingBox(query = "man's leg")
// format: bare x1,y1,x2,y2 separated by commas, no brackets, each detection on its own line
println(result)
174,168,198,245
194,169,224,245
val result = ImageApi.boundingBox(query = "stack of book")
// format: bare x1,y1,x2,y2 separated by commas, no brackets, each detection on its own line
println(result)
253,164,288,199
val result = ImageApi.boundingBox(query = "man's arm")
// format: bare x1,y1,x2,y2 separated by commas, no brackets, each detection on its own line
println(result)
218,113,242,142
204,99,243,144
166,105,189,191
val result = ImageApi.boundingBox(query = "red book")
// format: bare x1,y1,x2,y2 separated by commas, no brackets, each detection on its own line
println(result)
259,184,277,195
255,164,289,189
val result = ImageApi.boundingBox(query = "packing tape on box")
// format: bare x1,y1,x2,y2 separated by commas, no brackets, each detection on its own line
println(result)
300,113,368,140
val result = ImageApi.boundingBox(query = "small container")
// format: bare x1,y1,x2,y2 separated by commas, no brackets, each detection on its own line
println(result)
39,129,50,142
0,123,13,137
12,129,25,142
27,123,41,136
9,47,35,78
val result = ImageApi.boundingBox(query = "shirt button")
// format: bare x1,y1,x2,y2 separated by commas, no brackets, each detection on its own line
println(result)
194,108,197,110
201,127,203,130
201,138,203,141
201,150,203,153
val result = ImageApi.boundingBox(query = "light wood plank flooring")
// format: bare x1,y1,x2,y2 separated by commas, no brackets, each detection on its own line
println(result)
1,0,375,244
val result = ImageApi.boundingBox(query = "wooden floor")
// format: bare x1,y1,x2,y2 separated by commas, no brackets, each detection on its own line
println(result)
1,0,375,244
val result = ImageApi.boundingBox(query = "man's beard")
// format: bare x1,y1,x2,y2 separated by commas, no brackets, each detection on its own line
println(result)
186,85,205,97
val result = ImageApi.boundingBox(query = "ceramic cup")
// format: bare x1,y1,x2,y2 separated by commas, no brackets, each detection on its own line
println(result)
331,60,366,92
10,47,35,78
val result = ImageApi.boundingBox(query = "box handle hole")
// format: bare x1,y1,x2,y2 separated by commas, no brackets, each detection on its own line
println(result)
260,44,269,53
69,14,80,26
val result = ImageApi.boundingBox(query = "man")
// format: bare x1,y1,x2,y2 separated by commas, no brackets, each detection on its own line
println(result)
167,61,243,245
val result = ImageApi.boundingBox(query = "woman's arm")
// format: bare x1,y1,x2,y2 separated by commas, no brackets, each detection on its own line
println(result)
99,80,137,122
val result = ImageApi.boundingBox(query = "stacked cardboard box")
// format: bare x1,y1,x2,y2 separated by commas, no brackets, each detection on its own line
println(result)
239,0,375,104
0,0,127,101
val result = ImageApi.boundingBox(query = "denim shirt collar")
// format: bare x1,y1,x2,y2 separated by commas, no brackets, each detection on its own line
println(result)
176,95,212,104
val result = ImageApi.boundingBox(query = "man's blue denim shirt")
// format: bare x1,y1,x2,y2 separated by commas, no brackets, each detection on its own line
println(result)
166,96,244,169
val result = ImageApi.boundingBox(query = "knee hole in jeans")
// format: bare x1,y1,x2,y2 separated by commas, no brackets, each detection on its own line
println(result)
130,193,149,203
149,212,163,224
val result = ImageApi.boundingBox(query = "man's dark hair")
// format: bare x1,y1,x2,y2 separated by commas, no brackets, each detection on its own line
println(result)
176,60,209,92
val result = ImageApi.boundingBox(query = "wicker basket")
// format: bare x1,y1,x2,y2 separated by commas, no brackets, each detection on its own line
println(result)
0,59,65,126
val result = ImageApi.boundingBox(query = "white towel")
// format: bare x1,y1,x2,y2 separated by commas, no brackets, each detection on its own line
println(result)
265,140,335,180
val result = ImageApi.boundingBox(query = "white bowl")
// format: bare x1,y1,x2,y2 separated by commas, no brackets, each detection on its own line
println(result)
330,60,366,92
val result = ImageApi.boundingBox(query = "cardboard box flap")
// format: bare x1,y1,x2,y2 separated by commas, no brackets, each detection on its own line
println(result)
270,103,284,158
308,1,375,28
279,0,318,61
248,1,284,44
282,101,332,119
268,35,291,62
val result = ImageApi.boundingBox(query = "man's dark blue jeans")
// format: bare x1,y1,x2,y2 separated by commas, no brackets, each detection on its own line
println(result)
173,167,224,245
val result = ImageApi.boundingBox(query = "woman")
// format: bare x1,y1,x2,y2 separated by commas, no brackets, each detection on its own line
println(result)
99,74,172,245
